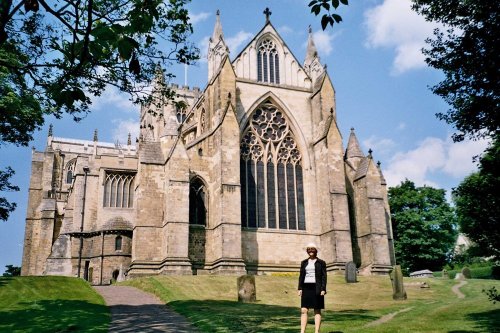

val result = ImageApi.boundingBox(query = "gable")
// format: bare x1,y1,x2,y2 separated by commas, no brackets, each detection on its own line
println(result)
232,23,311,89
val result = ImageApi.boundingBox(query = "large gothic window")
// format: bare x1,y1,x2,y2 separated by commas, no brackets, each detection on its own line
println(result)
103,172,135,208
189,178,207,226
257,39,280,84
240,101,305,230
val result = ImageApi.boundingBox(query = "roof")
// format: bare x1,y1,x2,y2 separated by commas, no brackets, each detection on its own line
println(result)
102,217,133,231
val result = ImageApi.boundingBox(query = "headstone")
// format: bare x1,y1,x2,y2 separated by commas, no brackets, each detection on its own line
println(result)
237,275,256,303
389,265,407,300
117,264,126,282
461,267,471,279
345,261,357,283
442,269,448,279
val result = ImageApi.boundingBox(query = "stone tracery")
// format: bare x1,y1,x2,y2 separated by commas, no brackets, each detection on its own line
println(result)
240,101,305,230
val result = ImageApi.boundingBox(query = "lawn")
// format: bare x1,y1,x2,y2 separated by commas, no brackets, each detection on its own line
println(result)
123,274,500,333
0,276,109,333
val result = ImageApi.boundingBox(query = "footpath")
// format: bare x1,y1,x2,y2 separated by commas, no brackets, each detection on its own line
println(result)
94,286,200,333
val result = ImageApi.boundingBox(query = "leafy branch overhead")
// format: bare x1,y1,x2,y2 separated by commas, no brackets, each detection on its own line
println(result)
309,0,348,30
0,0,199,146
0,0,199,222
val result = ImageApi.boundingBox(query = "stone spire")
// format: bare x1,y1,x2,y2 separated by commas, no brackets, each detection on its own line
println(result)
304,26,318,66
93,129,98,142
377,161,387,185
208,10,228,81
127,133,132,145
345,128,365,159
48,124,53,137
303,26,323,82
212,10,224,41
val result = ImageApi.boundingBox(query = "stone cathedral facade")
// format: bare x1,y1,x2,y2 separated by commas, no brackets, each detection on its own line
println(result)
21,11,396,284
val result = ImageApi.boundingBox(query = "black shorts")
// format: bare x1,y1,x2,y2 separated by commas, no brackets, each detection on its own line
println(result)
301,283,324,309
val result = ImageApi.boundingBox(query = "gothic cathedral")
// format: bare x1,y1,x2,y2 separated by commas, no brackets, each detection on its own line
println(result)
21,11,396,284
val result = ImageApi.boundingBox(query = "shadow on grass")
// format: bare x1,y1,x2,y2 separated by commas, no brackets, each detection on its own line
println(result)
0,277,13,287
167,300,376,333
0,300,109,333
464,308,500,333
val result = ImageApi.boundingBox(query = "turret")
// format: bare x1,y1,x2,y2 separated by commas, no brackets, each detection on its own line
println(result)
208,10,229,81
304,26,324,82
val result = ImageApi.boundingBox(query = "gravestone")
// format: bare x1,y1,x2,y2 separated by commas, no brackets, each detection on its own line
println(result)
345,261,357,283
389,265,407,300
237,275,256,303
442,269,448,279
461,267,471,279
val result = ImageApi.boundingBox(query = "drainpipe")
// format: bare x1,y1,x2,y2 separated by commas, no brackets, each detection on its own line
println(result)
77,166,90,278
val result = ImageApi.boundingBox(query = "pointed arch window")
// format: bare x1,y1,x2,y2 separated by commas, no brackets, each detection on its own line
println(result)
65,159,76,184
257,39,280,84
115,235,122,251
189,178,207,226
103,172,135,208
240,101,305,230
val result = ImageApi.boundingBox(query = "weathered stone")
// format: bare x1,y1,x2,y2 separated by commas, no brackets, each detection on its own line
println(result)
390,265,407,300
345,261,357,283
442,269,448,279
21,10,396,281
237,275,256,303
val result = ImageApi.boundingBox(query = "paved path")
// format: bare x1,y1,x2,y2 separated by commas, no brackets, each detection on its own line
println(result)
451,280,467,298
94,286,200,333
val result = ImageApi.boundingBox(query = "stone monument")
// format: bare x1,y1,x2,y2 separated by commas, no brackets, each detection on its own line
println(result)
390,265,407,300
345,261,357,283
237,275,256,303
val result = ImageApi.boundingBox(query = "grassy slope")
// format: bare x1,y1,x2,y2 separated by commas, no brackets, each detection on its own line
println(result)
124,274,500,333
0,276,109,333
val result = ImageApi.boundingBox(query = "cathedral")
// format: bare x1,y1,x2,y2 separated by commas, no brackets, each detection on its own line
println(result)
21,10,396,284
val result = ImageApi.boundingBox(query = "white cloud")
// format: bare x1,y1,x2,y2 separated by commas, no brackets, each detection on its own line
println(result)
90,86,136,113
278,25,293,35
112,118,140,144
397,122,407,131
189,12,210,25
226,31,253,55
363,136,397,156
364,0,439,74
382,137,488,188
198,36,210,63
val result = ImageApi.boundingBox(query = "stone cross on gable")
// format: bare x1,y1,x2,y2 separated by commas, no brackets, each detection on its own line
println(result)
263,7,272,22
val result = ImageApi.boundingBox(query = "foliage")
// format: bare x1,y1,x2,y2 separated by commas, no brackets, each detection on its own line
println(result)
0,276,109,332
0,0,199,221
482,286,499,305
0,167,19,221
389,180,457,274
308,0,348,30
124,274,500,332
411,1,500,142
2,264,21,276
453,138,500,259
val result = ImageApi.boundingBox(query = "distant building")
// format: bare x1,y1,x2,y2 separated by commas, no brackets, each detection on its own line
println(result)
409,269,434,278
21,10,396,284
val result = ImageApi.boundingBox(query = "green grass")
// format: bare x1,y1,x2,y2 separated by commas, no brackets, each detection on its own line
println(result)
123,274,500,333
0,276,109,333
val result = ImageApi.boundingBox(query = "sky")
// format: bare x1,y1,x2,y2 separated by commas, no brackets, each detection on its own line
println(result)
0,0,488,274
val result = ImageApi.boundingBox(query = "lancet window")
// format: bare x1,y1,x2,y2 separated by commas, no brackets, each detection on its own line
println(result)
189,178,207,226
103,172,135,208
257,39,280,84
240,101,305,230
176,105,187,124
65,159,76,184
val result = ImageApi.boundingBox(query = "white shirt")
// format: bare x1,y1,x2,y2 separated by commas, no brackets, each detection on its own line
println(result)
304,259,317,283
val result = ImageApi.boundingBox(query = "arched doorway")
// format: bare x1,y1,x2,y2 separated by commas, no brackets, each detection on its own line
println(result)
188,177,207,273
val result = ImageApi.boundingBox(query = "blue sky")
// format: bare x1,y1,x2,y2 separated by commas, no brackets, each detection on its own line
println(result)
0,0,488,274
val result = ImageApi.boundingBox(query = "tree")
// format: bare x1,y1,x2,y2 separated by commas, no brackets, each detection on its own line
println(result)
0,167,19,221
308,0,348,30
389,180,457,274
2,264,21,276
453,139,500,259
411,1,499,142
0,0,199,221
